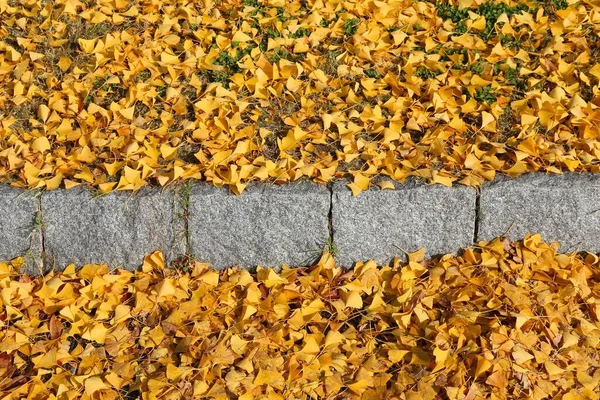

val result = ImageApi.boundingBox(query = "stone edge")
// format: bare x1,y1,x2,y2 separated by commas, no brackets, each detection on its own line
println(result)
0,173,593,272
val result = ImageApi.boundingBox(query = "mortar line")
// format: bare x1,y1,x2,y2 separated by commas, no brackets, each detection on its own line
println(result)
327,183,334,242
181,183,191,257
37,192,45,270
473,188,481,244
184,201,190,257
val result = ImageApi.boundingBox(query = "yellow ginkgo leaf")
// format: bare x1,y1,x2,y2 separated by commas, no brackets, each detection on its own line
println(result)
85,377,109,395
31,137,51,153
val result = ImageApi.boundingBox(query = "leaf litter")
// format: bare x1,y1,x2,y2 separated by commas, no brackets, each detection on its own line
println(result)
0,0,599,195
0,234,599,398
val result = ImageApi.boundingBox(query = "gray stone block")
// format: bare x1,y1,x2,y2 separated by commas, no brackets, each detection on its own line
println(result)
478,173,600,252
0,186,41,270
332,180,476,267
42,187,185,270
188,182,330,269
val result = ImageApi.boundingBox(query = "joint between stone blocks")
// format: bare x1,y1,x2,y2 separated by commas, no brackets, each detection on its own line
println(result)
473,187,481,244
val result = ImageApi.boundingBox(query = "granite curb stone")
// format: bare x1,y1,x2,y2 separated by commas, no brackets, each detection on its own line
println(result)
0,186,41,271
478,173,600,252
2,172,600,272
42,186,185,269
332,179,477,267
188,181,330,269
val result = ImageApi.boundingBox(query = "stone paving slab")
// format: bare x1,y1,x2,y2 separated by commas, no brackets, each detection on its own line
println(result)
41,187,185,269
188,182,330,269
332,179,476,267
0,186,41,270
478,173,600,252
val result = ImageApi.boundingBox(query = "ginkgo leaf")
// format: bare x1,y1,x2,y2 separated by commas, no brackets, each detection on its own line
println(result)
347,379,369,395
0,232,598,397
344,290,363,308
378,181,395,190
119,106,135,120
57,57,72,72
31,137,51,153
85,377,109,394
161,51,180,64
0,0,596,209
254,369,284,389
512,347,534,365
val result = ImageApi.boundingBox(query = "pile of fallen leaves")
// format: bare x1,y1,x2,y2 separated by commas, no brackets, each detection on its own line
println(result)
0,234,598,398
0,0,599,194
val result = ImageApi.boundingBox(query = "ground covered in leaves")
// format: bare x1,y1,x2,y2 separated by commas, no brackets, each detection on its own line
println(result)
0,0,599,194
0,235,598,398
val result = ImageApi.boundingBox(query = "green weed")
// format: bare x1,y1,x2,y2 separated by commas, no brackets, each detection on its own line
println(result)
325,236,339,258
474,85,498,105
343,18,359,36
415,66,437,80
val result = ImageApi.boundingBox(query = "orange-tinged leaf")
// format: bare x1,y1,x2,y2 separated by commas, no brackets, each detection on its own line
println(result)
485,370,507,388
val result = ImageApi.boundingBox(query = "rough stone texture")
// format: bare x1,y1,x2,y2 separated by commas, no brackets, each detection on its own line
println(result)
0,186,41,270
42,187,185,269
332,180,476,267
478,173,600,252
189,182,330,269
